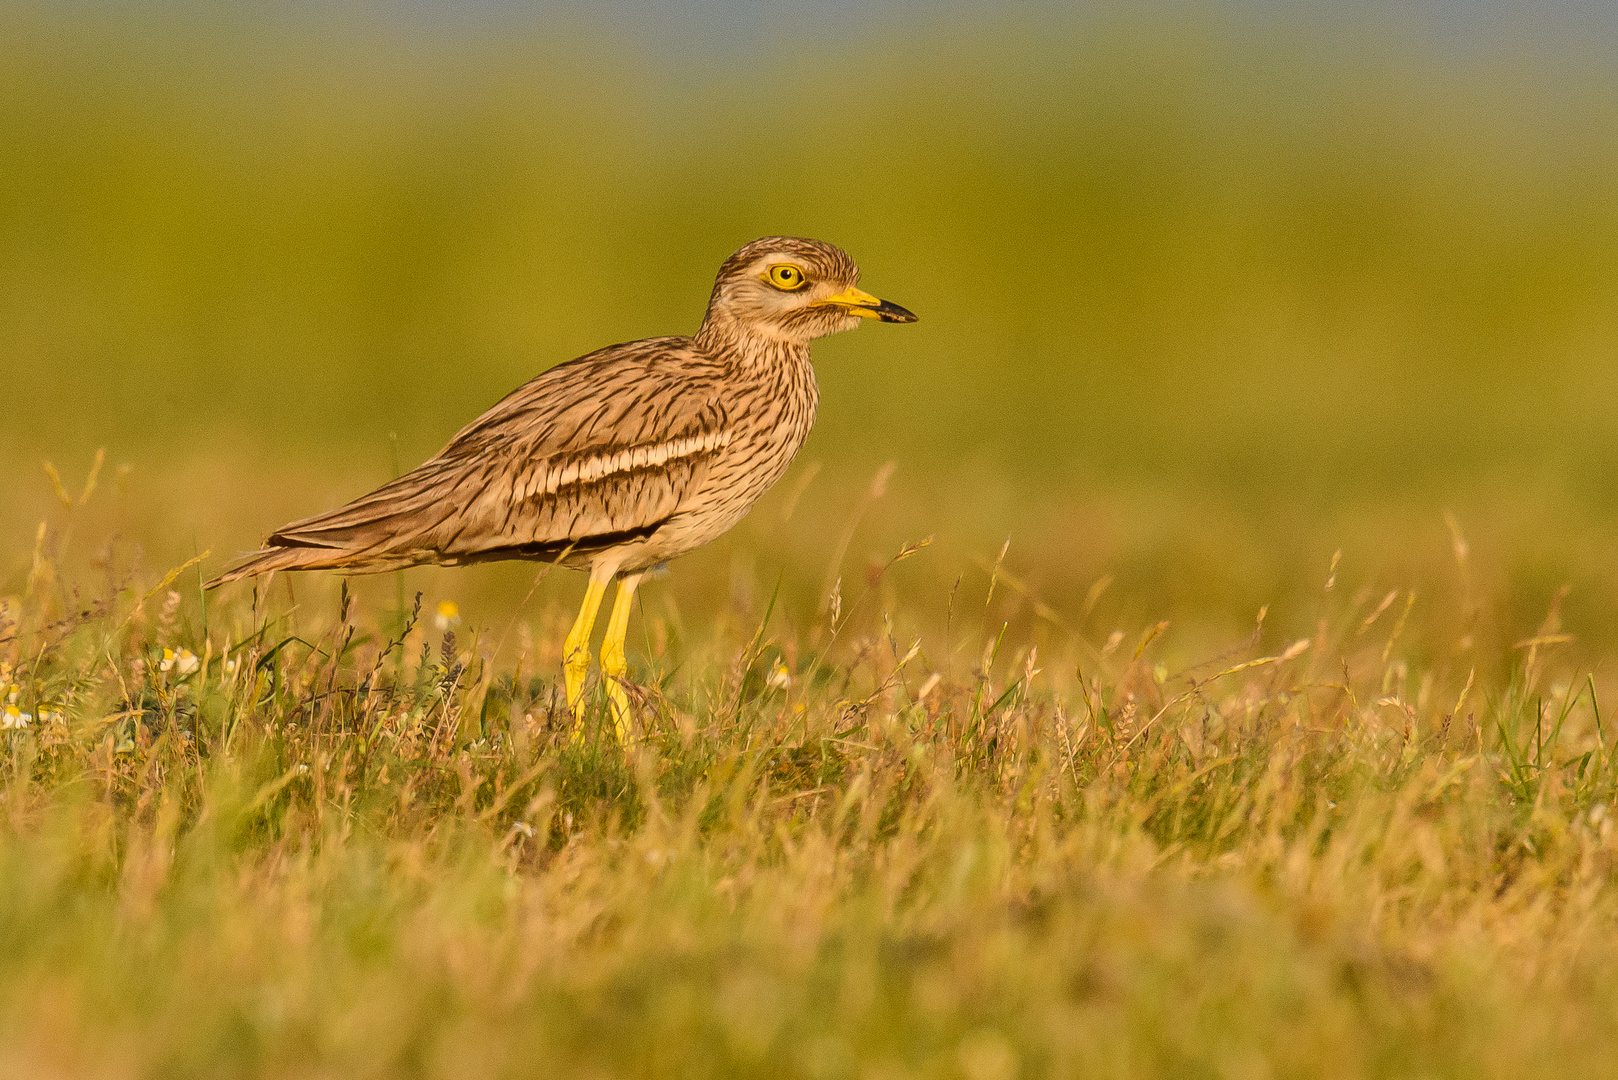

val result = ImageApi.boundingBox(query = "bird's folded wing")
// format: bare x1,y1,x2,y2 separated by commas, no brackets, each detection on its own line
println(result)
264,340,731,561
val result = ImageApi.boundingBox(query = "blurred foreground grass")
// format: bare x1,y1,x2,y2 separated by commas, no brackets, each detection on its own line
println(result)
7,481,1618,1078
9,9,1618,1077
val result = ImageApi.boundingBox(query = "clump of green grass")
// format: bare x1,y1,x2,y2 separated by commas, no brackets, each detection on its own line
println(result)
5,509,1618,1080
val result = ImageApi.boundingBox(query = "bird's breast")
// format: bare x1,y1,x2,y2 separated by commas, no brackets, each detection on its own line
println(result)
649,352,820,555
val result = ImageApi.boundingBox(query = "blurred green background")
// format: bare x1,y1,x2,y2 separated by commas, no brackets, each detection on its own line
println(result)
5,1,1618,658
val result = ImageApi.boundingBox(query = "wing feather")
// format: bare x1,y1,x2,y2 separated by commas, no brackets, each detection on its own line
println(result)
210,338,729,583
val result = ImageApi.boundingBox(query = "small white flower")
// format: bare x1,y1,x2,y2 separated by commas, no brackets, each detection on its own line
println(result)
766,659,792,690
434,600,462,632
37,710,61,724
3,684,17,705
1,705,32,730
223,658,239,675
512,822,536,838
160,648,200,676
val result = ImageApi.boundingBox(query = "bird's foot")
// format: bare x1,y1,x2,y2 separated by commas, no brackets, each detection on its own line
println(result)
563,645,591,740
562,571,613,742
599,640,631,743
603,681,630,743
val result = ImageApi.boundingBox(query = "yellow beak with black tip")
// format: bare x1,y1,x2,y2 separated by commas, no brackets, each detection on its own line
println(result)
813,286,918,323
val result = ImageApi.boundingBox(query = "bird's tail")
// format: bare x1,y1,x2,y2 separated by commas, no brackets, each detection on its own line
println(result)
205,546,320,588
204,544,419,589
205,461,463,589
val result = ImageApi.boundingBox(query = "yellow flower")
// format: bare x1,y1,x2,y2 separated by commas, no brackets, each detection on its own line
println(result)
160,648,200,676
435,601,461,632
1,704,31,730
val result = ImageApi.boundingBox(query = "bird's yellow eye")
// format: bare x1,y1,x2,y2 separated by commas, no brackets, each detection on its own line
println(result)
766,264,808,291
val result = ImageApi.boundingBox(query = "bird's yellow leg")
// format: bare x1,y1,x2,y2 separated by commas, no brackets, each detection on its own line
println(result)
563,568,613,733
598,572,643,741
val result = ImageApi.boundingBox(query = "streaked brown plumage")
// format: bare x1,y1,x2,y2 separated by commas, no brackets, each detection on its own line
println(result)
208,236,916,736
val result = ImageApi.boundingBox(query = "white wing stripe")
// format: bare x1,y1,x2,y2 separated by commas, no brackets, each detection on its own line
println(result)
538,430,731,497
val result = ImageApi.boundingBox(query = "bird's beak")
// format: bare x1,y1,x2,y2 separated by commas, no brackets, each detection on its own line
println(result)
813,286,918,323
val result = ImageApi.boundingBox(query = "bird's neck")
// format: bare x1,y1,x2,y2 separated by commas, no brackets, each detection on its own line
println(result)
694,315,813,373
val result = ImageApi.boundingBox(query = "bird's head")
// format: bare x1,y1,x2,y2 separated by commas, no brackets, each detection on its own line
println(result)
699,236,917,347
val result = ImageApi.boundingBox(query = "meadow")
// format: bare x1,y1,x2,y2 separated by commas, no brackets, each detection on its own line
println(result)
7,8,1618,1076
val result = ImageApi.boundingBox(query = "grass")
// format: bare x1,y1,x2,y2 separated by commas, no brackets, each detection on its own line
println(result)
6,478,1618,1078
11,9,1618,1076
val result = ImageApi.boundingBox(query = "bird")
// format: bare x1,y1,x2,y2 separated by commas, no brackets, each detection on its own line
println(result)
207,236,916,738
